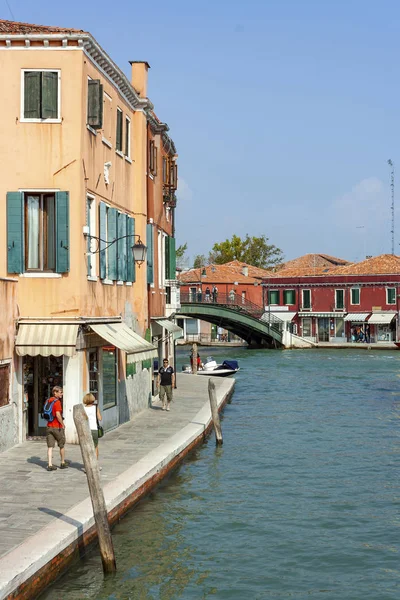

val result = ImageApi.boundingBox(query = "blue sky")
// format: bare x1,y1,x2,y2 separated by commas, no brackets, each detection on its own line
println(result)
6,0,400,264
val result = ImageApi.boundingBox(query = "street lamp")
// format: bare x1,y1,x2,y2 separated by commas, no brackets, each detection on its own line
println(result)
83,228,147,266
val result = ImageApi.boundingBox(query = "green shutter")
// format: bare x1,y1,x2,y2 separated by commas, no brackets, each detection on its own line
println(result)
116,110,123,151
165,235,170,279
169,236,176,279
388,288,396,304
269,290,279,305
99,202,107,279
87,80,103,129
142,328,152,369
42,72,58,119
117,212,127,281
146,223,154,284
126,216,136,283
24,72,41,119
107,207,117,280
6,192,24,273
55,191,69,273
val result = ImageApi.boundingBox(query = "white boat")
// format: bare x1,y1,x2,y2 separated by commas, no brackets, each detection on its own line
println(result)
182,356,240,377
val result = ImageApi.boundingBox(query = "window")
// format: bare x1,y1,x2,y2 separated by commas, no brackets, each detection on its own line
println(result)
86,196,96,278
125,117,131,158
302,318,312,337
116,108,123,152
25,194,55,271
0,364,10,408
165,236,176,280
351,288,360,305
162,157,168,184
268,290,279,305
88,350,99,397
22,70,60,121
387,288,396,305
99,202,135,283
149,140,157,175
102,347,117,409
283,290,296,305
335,289,344,310
302,289,311,309
102,92,113,145
87,79,103,129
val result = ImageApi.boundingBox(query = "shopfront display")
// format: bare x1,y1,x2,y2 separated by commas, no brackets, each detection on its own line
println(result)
24,355,64,437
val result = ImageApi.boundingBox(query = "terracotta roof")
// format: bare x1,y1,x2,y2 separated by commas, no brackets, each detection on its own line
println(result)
333,254,400,275
270,253,351,277
0,19,87,35
178,260,276,285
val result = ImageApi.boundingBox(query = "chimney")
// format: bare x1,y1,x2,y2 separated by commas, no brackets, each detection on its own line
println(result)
129,61,150,97
242,266,248,277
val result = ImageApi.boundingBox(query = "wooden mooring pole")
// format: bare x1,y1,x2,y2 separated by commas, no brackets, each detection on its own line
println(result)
192,342,198,375
208,378,223,445
73,404,117,574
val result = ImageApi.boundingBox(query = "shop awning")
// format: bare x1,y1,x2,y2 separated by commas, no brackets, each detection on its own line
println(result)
154,319,183,340
90,322,158,362
15,323,79,357
298,312,343,318
264,312,297,323
344,313,370,322
367,312,396,324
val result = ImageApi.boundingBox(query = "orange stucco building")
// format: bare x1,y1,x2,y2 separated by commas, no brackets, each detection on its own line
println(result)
0,19,179,449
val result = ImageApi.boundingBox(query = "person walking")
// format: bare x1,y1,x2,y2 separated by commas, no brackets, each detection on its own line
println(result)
158,358,175,411
83,393,102,466
44,386,68,471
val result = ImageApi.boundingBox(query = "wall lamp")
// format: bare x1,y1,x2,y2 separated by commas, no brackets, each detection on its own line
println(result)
83,227,147,266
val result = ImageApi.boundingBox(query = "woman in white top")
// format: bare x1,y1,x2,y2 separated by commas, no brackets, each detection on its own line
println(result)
83,393,102,460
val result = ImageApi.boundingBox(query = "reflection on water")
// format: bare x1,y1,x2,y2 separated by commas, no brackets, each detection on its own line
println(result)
41,348,400,600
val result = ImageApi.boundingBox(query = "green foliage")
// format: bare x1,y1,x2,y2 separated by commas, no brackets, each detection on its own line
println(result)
176,243,187,258
193,254,207,269
208,234,284,269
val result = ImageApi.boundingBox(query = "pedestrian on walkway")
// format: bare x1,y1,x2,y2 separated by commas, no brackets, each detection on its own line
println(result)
158,358,175,411
44,386,68,471
83,393,102,464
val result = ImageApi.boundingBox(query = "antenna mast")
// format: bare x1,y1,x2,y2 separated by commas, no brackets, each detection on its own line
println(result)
388,159,395,255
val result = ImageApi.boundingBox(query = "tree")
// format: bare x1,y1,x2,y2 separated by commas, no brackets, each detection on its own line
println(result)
208,234,283,269
193,254,207,269
176,243,187,258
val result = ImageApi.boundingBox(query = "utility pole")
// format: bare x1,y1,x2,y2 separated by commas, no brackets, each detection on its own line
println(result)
388,159,395,255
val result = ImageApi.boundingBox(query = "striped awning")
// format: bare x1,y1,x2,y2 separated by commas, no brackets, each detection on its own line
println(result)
298,312,344,318
16,323,79,357
90,322,158,362
154,319,183,340
367,312,396,325
267,312,297,323
344,313,370,322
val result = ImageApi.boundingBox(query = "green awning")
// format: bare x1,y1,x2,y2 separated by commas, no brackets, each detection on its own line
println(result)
154,319,183,340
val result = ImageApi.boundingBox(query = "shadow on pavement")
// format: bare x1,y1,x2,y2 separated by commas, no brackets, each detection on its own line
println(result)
38,507,86,558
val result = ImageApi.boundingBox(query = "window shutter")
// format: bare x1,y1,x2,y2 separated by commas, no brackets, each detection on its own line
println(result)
107,207,117,280
169,236,176,279
146,223,154,284
117,212,127,281
126,216,136,283
6,192,24,273
142,328,152,369
116,110,123,151
99,202,107,279
55,191,69,273
42,72,58,119
165,235,170,279
24,72,41,119
87,80,103,129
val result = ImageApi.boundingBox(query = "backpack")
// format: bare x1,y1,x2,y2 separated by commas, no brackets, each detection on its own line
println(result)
42,399,56,423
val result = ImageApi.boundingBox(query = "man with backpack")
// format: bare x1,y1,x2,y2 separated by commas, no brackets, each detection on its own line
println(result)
43,386,68,471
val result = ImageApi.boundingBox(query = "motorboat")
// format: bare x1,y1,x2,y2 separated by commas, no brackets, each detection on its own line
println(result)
182,356,240,377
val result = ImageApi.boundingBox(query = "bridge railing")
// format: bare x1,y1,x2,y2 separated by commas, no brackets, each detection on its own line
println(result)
180,292,284,333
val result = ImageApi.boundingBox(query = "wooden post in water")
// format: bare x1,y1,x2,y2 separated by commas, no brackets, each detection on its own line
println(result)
208,378,223,445
73,404,117,574
192,342,198,375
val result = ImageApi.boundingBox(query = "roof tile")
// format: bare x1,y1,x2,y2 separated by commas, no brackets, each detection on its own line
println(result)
0,18,87,35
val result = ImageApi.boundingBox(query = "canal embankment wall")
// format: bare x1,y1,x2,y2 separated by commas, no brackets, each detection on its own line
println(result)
0,374,234,600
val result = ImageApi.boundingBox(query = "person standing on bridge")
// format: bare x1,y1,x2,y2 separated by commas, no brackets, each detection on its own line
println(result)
212,285,218,303
205,287,211,302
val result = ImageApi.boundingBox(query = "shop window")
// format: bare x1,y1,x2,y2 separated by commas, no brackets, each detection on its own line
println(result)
268,290,279,305
387,288,396,305
335,289,344,309
88,350,99,397
0,364,10,408
351,288,360,305
302,318,312,337
102,347,117,409
283,290,295,305
336,318,345,338
302,289,311,309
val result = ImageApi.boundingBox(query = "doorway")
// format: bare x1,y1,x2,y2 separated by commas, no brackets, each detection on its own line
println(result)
318,318,329,342
24,355,64,437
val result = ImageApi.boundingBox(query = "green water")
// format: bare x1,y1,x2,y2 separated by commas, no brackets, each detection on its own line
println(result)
41,348,400,599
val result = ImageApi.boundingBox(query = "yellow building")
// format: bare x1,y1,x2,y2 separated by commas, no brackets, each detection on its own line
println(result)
0,19,176,446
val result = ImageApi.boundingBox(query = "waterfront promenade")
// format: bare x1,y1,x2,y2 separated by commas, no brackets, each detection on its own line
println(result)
0,374,234,600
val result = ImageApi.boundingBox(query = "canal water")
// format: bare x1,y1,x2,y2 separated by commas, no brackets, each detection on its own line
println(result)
41,347,400,600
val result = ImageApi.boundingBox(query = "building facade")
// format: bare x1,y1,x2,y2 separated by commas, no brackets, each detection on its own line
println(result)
0,19,177,449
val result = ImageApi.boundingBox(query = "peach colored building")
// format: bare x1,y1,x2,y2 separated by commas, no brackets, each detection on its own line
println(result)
0,19,178,448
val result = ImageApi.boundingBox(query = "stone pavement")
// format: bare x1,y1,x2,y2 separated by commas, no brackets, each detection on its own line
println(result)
0,374,234,599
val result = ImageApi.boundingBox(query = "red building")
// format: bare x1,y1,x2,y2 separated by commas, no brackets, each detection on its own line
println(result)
263,254,400,344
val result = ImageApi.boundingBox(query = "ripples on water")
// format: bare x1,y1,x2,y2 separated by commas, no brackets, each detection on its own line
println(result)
41,348,400,600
